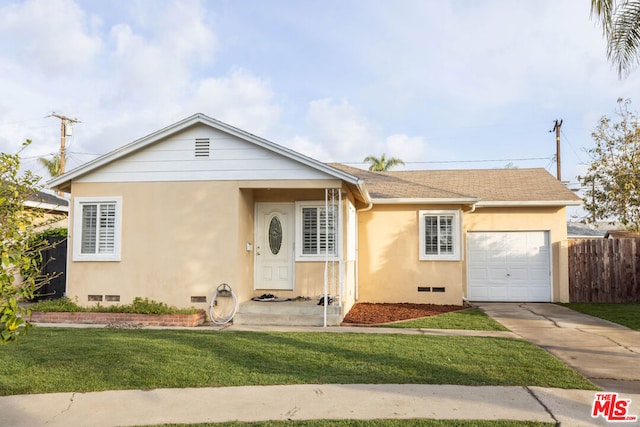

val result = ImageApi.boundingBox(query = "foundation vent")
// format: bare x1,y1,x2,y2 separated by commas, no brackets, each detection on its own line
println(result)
195,138,210,158
417,287,431,292
191,296,207,303
88,295,103,302
432,287,446,293
105,295,120,302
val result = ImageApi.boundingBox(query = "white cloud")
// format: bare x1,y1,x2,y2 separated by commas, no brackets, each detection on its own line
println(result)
383,134,430,168
287,135,331,162
0,0,101,74
191,68,281,135
306,98,379,159
287,98,431,165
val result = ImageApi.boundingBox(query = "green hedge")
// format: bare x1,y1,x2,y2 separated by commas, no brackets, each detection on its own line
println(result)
29,297,201,315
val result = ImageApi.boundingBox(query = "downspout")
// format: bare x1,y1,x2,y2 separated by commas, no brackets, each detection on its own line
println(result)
461,202,477,304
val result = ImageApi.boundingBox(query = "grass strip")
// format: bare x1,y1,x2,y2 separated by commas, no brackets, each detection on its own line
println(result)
379,308,508,330
559,303,640,330
0,328,596,395
151,420,554,426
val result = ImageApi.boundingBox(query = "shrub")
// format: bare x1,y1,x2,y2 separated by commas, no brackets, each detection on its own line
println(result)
29,297,82,312
30,297,200,315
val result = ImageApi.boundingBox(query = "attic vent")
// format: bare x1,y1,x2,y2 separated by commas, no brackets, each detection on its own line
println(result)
195,138,210,158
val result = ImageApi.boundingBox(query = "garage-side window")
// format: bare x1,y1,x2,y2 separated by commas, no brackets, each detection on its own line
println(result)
73,197,122,262
419,210,460,261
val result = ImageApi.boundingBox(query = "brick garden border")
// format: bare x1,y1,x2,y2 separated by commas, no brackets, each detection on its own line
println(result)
29,310,207,327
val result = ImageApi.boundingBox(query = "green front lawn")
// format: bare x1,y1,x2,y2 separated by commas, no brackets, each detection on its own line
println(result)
155,420,553,427
559,303,640,330
0,328,596,395
380,308,508,331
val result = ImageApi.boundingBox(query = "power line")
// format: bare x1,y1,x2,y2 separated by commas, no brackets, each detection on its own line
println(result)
561,129,587,164
341,156,552,165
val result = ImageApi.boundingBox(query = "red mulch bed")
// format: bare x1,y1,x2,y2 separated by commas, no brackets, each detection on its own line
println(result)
342,303,466,325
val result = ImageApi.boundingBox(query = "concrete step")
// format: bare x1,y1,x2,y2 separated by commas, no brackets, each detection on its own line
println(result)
233,300,343,326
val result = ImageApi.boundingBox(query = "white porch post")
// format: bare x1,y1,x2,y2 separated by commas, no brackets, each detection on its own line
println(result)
323,188,328,327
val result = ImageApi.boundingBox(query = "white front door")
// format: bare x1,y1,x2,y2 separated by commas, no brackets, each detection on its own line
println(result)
255,203,294,290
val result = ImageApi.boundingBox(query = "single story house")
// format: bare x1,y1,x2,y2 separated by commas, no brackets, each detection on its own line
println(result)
49,114,581,324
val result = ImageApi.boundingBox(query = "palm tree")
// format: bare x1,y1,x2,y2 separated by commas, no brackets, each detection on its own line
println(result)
38,153,62,177
363,153,405,171
591,0,640,77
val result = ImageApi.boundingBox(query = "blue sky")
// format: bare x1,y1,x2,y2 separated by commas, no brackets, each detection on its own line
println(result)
1,0,639,219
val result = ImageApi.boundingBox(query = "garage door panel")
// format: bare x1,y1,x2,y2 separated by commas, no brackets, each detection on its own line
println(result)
467,231,551,302
508,287,529,300
468,268,488,280
507,268,528,281
488,268,509,280
529,268,550,281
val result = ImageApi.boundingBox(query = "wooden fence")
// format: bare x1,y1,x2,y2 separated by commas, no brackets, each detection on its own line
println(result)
568,238,640,302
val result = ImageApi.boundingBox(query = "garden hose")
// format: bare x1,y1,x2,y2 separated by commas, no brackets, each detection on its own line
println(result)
209,283,238,324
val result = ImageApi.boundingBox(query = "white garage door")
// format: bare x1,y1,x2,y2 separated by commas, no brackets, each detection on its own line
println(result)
467,231,551,302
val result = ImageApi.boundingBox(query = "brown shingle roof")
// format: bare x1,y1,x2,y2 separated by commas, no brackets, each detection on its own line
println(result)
329,164,581,204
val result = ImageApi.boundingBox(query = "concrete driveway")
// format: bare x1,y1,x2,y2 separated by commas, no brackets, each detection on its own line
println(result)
477,303,640,394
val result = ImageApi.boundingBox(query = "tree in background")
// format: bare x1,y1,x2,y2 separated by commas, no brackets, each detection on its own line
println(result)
363,153,405,171
1,141,57,344
591,0,640,77
38,153,62,178
580,99,640,230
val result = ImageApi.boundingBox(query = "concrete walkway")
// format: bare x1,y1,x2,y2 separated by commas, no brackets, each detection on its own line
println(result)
478,303,640,394
2,384,637,427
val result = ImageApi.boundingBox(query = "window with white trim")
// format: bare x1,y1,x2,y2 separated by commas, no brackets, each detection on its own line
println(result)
296,202,338,260
73,197,122,261
419,210,460,261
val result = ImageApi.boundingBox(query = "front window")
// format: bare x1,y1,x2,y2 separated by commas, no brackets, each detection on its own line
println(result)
73,197,122,261
296,202,338,260
419,210,460,261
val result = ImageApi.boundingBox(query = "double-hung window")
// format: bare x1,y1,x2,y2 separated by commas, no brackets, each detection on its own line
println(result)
296,202,338,260
419,210,460,261
73,197,122,261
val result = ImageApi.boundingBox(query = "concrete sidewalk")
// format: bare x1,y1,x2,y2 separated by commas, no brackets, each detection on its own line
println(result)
2,384,638,427
478,303,640,394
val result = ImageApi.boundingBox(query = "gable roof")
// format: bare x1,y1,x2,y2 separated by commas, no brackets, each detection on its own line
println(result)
330,164,581,207
48,114,368,200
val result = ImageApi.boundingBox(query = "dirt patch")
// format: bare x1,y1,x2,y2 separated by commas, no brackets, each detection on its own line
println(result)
342,303,466,325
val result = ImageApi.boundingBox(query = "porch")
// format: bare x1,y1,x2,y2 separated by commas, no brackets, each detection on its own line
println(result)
233,299,344,326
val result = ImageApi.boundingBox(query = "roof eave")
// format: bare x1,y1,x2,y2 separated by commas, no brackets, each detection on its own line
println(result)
23,200,69,212
371,197,480,205
475,200,583,207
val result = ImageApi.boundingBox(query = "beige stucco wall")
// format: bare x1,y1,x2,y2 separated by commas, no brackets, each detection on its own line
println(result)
66,180,352,309
357,204,464,305
68,181,242,309
357,204,570,305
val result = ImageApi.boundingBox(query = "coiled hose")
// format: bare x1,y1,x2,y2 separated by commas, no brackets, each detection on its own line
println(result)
209,283,238,324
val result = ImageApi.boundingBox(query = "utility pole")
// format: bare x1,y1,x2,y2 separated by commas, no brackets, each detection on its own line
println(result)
551,119,563,181
47,113,81,175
